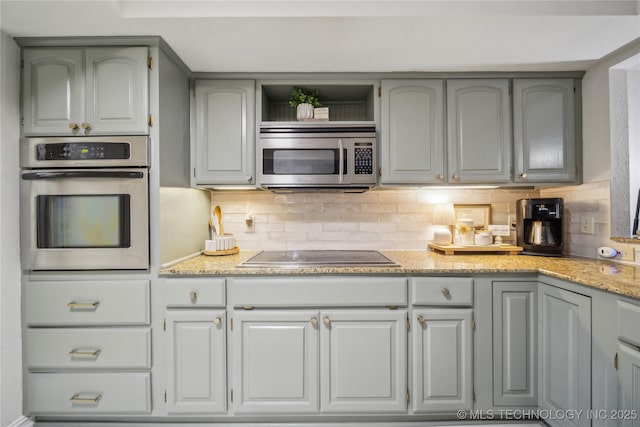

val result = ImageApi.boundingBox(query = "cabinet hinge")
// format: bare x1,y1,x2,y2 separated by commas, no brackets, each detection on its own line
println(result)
230,389,234,402
406,388,410,403
147,56,153,70
148,114,153,127
473,388,476,402
164,390,167,403
378,86,382,97
614,352,618,370
163,319,166,331
242,306,255,310
20,59,24,69
472,316,476,331
230,318,233,331
193,167,196,178
378,167,382,177
508,85,512,96
406,315,410,332
20,117,24,126
386,305,398,310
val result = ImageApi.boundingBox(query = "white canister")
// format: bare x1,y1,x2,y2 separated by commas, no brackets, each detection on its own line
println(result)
474,232,492,246
433,228,452,245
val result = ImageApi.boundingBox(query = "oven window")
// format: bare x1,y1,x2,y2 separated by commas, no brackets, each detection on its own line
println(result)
263,149,347,175
36,195,131,248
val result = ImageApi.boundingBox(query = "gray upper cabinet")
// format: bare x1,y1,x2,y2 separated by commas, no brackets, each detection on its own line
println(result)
513,79,577,183
380,80,445,184
193,80,255,186
447,79,512,184
22,47,149,136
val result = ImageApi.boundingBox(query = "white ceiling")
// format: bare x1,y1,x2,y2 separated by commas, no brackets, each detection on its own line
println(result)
1,0,639,72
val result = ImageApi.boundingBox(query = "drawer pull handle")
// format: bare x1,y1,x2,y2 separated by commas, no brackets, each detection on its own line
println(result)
441,288,451,298
70,393,102,404
69,349,101,358
67,301,100,310
417,315,426,325
323,316,331,326
189,291,197,302
214,316,222,326
310,317,318,326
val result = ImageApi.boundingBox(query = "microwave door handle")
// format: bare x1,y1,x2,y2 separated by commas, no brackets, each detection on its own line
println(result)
338,139,344,184
22,171,145,180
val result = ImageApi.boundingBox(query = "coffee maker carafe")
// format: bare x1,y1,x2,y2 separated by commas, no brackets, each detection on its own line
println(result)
516,198,564,256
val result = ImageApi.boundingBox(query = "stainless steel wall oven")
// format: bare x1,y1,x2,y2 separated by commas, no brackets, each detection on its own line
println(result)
20,136,150,270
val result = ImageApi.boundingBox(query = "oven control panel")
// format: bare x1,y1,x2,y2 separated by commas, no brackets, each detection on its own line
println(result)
36,143,131,161
354,143,374,175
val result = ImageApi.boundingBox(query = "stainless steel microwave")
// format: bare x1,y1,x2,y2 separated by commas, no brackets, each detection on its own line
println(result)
258,125,377,190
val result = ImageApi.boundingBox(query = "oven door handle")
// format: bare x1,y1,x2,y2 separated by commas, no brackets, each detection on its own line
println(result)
338,139,344,184
22,171,145,180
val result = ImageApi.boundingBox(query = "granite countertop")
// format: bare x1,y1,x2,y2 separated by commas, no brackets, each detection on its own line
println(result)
159,250,640,300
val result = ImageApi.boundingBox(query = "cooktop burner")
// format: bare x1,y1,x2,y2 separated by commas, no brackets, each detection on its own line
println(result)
238,250,399,268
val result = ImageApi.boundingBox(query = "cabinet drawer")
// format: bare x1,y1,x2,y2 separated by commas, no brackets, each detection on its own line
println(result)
412,277,473,306
230,276,407,307
617,300,640,347
25,373,151,415
166,278,225,307
26,328,151,370
25,281,150,326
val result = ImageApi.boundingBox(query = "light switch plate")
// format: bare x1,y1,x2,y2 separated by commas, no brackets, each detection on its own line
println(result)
580,216,595,234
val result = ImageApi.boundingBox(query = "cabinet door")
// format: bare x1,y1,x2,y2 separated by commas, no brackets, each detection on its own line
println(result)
85,47,149,135
412,309,473,412
232,310,319,414
380,80,445,184
165,310,226,414
538,284,591,427
618,343,640,427
513,79,576,183
22,48,84,136
320,310,407,413
194,80,255,185
447,79,512,183
492,281,537,406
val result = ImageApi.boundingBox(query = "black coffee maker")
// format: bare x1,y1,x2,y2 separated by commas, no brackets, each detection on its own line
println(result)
516,198,564,256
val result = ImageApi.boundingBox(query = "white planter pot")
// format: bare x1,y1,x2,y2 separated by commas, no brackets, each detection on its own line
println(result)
296,103,314,121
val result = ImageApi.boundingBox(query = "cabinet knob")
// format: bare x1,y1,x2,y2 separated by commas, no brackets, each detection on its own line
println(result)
189,291,197,302
452,174,459,181
68,122,79,130
417,315,426,325
214,316,222,326
246,176,253,182
81,122,92,132
310,317,318,326
441,287,451,298
437,173,444,181
519,173,527,179
322,316,331,326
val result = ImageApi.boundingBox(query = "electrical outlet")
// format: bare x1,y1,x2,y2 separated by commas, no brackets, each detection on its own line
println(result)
508,215,517,229
245,213,255,233
617,248,635,262
580,216,595,234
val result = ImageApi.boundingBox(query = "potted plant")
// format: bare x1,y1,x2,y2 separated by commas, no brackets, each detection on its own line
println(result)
289,86,321,121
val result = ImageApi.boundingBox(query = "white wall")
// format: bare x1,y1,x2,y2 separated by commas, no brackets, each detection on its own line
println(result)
0,31,23,426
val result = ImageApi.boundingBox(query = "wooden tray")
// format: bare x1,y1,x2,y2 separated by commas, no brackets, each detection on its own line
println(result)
428,243,523,255
204,247,239,256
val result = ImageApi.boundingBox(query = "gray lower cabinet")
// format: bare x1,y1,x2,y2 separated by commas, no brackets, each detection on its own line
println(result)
513,78,577,183
617,299,640,426
193,79,256,186
232,309,407,414
538,282,591,427
23,279,152,416
380,79,445,184
22,47,149,136
446,79,512,184
412,308,473,412
165,310,227,414
492,281,537,407
411,277,474,413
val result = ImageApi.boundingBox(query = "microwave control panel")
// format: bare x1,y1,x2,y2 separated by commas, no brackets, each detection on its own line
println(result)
354,142,374,175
